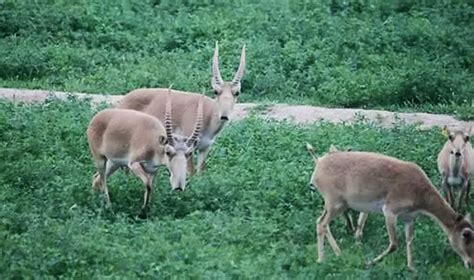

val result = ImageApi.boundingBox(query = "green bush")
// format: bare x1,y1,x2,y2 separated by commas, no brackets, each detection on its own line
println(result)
0,0,472,118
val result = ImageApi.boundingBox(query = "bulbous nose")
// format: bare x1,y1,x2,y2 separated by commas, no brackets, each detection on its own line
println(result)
455,152,462,157
220,116,229,121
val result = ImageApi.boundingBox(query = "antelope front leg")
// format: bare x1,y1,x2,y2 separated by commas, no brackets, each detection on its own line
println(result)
465,179,471,209
368,208,398,266
129,162,153,212
197,147,211,173
355,212,369,241
344,211,355,233
405,221,415,271
457,179,469,212
442,178,454,209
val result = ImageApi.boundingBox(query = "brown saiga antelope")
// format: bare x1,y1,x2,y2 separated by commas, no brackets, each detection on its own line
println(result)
118,42,246,173
306,144,474,270
87,92,203,214
437,126,473,211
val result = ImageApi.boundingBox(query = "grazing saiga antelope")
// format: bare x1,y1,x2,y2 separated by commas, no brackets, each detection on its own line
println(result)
87,92,203,214
306,144,474,269
117,42,246,173
437,126,473,211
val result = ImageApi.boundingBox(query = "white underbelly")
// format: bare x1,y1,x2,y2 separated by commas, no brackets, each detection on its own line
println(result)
108,157,129,166
347,200,385,213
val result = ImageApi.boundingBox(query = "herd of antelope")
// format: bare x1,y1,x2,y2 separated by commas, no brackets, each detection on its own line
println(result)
85,42,474,269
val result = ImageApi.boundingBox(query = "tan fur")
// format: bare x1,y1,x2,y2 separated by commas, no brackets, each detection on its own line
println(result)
118,89,221,140
87,109,167,211
118,42,245,173
437,128,473,211
308,147,474,269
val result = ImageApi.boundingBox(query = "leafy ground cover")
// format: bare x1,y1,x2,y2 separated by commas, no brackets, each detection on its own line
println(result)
0,0,473,118
0,99,472,278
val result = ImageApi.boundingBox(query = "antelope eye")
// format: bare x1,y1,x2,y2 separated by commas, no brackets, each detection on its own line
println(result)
465,136,470,142
450,151,454,154
214,90,219,95
234,91,240,96
166,151,173,157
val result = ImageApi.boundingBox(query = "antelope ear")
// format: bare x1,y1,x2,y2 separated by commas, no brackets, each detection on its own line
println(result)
329,145,339,153
464,213,471,223
159,135,167,145
441,125,449,138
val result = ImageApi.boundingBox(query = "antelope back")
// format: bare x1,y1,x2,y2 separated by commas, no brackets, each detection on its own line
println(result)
315,151,433,203
118,88,219,138
87,109,166,159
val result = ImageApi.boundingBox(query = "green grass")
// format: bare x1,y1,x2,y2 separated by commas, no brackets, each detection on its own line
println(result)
0,0,473,119
1,99,472,278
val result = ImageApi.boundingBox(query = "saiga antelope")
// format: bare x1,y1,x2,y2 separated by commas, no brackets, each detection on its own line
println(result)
118,42,246,173
437,126,473,211
306,144,474,270
87,92,203,215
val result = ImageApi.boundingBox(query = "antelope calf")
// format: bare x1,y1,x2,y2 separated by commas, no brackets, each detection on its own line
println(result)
437,127,473,211
306,144,474,270
87,93,203,214
118,41,246,173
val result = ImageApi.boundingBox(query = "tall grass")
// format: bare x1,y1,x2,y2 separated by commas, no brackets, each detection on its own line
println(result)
0,99,471,278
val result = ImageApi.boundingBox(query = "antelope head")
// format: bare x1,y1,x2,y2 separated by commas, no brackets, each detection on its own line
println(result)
163,90,203,191
448,214,474,268
211,41,246,121
446,126,471,171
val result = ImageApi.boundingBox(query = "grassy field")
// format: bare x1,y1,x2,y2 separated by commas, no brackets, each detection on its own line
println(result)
1,99,472,279
0,0,473,118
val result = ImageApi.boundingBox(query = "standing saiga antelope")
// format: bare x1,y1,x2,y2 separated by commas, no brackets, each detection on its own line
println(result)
306,144,474,270
437,126,473,211
117,41,246,174
87,92,203,215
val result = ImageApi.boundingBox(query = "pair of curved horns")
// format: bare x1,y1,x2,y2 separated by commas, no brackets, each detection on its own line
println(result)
212,41,246,88
165,88,203,147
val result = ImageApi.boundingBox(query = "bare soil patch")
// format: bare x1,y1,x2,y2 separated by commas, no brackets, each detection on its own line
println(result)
1,88,472,131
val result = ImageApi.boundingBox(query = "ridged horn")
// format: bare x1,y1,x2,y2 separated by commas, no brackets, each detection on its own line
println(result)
211,41,223,90
165,88,174,146
231,44,246,86
187,97,204,146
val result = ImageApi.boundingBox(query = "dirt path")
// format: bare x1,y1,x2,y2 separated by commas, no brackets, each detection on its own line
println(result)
1,87,472,131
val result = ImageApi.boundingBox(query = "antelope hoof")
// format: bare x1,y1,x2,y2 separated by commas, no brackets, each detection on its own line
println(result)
138,208,149,219
407,265,416,272
366,260,375,268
